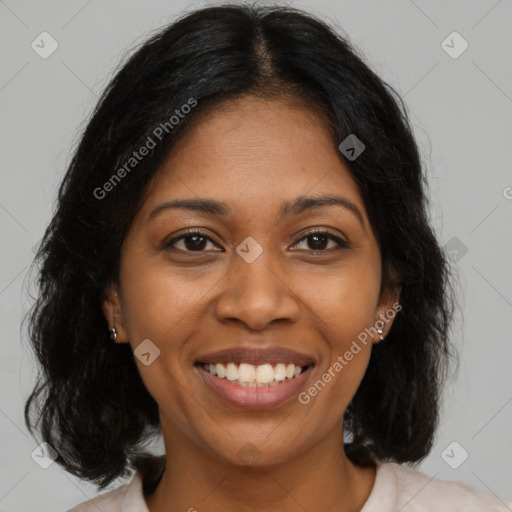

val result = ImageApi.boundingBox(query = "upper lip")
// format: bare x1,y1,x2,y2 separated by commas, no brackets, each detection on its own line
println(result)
195,347,316,366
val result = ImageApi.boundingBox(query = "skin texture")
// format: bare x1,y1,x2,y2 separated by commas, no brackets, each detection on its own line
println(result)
102,95,400,512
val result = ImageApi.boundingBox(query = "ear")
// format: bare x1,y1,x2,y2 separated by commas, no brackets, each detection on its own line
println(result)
372,266,402,344
101,283,129,344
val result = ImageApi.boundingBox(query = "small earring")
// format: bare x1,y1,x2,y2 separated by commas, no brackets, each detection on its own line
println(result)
376,320,385,341
109,327,118,340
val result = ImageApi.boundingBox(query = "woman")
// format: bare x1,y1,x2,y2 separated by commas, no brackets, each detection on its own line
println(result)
23,3,512,511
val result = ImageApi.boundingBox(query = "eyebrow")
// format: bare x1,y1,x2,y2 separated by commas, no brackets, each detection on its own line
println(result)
148,194,366,231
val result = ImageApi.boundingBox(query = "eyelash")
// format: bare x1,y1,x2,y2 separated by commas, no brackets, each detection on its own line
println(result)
164,229,349,253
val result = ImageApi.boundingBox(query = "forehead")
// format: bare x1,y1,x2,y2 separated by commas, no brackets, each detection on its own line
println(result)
138,95,368,225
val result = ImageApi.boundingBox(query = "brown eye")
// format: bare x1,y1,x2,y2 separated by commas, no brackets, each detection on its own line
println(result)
164,230,221,252
291,230,348,252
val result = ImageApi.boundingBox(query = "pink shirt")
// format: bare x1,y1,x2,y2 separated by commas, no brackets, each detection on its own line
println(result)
68,460,512,511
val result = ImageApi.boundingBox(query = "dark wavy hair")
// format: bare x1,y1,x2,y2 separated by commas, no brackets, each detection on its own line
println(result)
23,2,459,496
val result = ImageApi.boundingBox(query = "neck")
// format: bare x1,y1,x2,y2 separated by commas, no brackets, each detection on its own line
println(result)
144,418,376,512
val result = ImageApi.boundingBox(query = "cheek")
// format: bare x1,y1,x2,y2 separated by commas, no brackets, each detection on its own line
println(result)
118,255,213,399
120,252,211,343
310,261,381,339
304,259,380,393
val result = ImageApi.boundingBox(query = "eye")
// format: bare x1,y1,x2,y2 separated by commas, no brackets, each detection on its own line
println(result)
164,230,221,252
291,230,348,252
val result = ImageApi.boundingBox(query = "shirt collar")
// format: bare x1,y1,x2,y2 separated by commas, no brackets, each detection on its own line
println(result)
360,461,398,511
121,472,150,512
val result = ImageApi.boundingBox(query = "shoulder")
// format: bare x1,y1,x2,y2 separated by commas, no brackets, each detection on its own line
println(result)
66,485,127,512
66,472,147,512
387,461,512,511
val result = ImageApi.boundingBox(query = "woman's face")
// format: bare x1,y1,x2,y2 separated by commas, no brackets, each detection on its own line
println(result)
104,95,399,467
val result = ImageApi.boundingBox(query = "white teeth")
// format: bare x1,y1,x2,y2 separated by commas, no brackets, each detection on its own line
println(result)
256,364,274,384
274,363,287,381
225,363,238,381
215,363,226,378
202,362,309,386
238,363,255,382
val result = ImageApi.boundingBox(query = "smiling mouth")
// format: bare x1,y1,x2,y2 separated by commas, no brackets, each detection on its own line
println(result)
195,362,313,387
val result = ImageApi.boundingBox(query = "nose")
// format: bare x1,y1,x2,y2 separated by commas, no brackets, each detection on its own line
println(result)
214,246,301,330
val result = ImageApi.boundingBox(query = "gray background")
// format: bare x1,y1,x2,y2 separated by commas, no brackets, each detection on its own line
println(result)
1,0,511,510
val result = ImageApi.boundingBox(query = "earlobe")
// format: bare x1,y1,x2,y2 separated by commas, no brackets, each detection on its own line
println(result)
374,283,402,343
101,285,129,344
373,266,402,343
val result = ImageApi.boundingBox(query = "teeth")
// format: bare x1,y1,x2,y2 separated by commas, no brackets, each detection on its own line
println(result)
274,363,287,381
215,363,226,378
256,364,274,384
225,363,238,381
238,363,255,382
201,362,308,386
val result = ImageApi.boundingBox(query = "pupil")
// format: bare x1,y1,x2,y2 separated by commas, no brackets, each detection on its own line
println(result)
185,235,206,251
309,234,327,250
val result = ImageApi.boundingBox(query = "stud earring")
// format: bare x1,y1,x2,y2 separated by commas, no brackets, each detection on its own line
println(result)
376,320,385,341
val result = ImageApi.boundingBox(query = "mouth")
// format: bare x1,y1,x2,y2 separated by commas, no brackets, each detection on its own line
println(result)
194,360,315,410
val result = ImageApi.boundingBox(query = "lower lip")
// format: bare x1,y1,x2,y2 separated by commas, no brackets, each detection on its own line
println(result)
195,364,314,410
